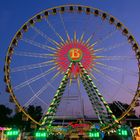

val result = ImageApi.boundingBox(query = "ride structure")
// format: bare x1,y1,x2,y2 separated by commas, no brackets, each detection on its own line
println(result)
4,5,140,133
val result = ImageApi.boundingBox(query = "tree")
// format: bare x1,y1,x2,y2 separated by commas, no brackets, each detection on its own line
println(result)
12,111,25,130
0,104,43,132
27,105,43,121
0,104,13,127
12,105,43,132
109,101,137,118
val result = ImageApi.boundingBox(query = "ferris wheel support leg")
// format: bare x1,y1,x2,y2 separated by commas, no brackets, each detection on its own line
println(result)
80,72,110,125
41,63,72,128
78,62,118,127
80,74,105,125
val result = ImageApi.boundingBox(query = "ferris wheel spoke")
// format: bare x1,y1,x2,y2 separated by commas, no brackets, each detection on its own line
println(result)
21,38,55,53
31,26,61,48
97,78,128,111
47,46,57,51
13,66,57,91
59,13,70,41
11,60,55,73
81,15,94,36
51,70,61,81
93,29,118,48
95,62,138,77
90,73,107,96
85,34,94,45
104,88,127,112
37,96,48,106
24,81,56,109
90,73,127,112
14,51,56,59
87,42,98,49
24,74,49,107
46,19,65,43
88,72,96,80
80,33,85,42
74,32,77,41
103,89,127,112
89,73,104,93
24,82,50,107
95,55,135,61
86,16,104,41
24,92,48,107
77,78,80,90
95,42,127,54
92,67,134,95
93,48,104,53
114,101,126,112
89,73,105,94
69,76,72,88
81,15,104,45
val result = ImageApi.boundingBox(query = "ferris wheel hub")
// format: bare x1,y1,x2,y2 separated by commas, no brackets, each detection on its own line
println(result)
68,48,83,62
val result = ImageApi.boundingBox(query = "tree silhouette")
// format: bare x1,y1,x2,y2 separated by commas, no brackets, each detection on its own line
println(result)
109,101,137,118
12,111,26,130
0,104,43,131
0,104,13,127
27,105,43,122
12,105,43,131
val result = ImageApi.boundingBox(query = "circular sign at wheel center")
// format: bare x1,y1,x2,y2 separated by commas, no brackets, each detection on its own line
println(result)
68,48,83,62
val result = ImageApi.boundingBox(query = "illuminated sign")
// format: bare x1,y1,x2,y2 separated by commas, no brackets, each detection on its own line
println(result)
0,127,11,131
5,129,19,137
89,131,100,138
88,128,102,139
68,121,92,135
35,131,48,138
68,122,91,128
68,48,83,62
117,125,132,137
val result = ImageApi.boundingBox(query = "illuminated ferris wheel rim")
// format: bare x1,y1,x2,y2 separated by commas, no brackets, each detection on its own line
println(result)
4,4,140,130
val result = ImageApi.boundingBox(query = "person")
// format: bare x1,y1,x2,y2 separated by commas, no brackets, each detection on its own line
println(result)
103,134,123,140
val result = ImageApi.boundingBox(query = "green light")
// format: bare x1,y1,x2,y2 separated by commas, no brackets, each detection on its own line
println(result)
117,128,128,136
6,130,19,137
89,131,100,138
122,130,128,136
35,131,47,138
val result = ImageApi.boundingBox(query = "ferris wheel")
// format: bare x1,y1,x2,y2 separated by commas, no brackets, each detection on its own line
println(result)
4,5,140,131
